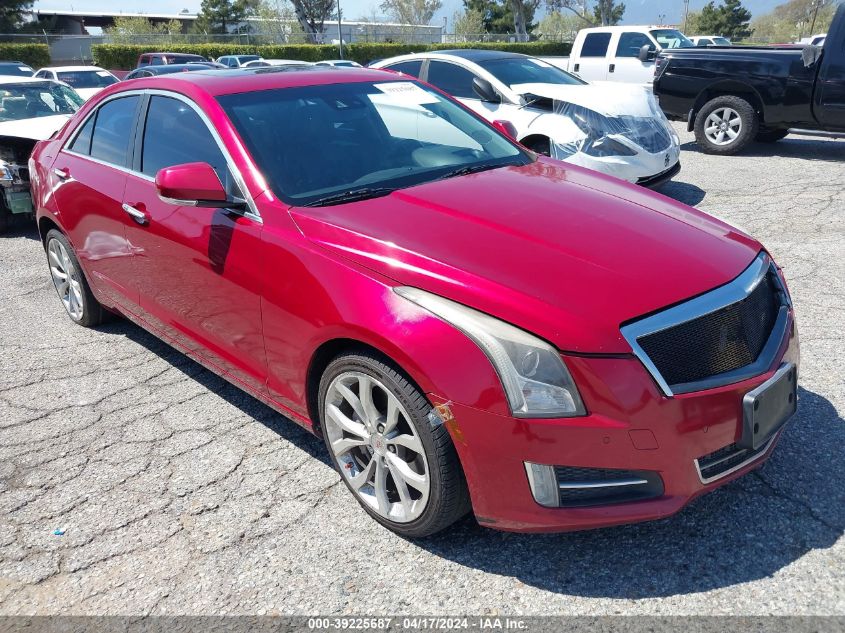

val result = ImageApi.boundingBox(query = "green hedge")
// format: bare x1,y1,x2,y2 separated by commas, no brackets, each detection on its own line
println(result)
92,41,572,70
0,44,50,69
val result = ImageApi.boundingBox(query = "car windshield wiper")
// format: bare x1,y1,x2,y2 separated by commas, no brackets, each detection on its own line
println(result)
303,187,397,207
438,161,520,181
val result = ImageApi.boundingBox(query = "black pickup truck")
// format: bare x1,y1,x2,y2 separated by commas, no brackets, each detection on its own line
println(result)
654,4,845,155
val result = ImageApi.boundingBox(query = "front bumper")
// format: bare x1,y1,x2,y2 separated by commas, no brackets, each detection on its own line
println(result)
564,143,682,186
434,318,799,533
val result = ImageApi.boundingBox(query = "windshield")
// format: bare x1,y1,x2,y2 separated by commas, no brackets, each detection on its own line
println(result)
0,82,83,121
56,70,118,88
713,37,731,46
478,57,585,89
650,29,694,49
0,64,34,77
218,81,528,206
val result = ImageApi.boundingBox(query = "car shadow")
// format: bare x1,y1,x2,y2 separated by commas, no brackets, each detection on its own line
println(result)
99,317,842,599
656,180,706,206
1,220,40,240
681,136,845,162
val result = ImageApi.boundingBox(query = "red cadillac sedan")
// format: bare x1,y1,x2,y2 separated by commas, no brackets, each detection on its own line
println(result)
30,67,799,536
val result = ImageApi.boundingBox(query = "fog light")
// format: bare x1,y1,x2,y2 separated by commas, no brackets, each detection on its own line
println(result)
524,462,558,507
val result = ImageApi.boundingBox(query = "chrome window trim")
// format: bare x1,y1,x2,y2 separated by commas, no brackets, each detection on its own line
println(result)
694,430,779,485
60,87,262,224
620,252,790,397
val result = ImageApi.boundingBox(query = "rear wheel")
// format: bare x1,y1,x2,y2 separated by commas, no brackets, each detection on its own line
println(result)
756,128,789,143
694,96,759,155
319,351,470,537
45,229,110,327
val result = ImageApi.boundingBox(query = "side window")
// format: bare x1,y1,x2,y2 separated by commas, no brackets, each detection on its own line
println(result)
68,114,96,155
385,60,423,78
616,32,654,57
151,56,163,66
140,96,228,181
581,32,612,57
698,39,713,46
89,96,140,166
426,61,477,99
139,56,149,67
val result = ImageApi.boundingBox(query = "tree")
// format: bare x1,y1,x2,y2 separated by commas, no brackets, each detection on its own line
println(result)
0,0,32,32
194,0,252,34
751,0,838,42
545,0,595,26
289,0,336,43
697,0,753,40
463,0,538,35
508,0,542,40
380,0,443,24
592,0,624,26
537,10,581,40
453,8,485,39
105,17,184,44
253,0,305,43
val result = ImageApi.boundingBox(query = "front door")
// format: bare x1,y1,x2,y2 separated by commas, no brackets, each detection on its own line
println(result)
815,44,845,129
52,94,142,311
611,31,658,87
122,94,267,393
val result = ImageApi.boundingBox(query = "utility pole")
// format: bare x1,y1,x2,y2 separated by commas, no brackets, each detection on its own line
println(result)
682,0,690,33
808,0,822,36
337,0,344,59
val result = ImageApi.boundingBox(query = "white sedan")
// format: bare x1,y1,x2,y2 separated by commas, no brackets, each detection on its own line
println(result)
242,59,312,68
0,76,84,232
371,50,681,187
32,65,119,101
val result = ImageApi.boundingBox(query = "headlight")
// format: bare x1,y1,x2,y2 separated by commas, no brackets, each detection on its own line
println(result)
394,287,586,418
584,135,637,157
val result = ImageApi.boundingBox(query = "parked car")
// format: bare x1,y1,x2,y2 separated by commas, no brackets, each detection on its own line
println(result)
542,25,694,87
372,50,681,187
0,61,35,77
689,35,733,47
32,66,119,101
136,52,208,68
31,67,799,536
124,63,223,80
216,55,263,68
0,76,84,232
242,59,312,68
316,59,363,68
654,3,845,154
797,33,827,46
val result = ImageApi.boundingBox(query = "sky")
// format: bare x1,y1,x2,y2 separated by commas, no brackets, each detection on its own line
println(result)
33,0,784,31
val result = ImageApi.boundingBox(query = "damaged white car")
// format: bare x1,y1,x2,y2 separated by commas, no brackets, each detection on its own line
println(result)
0,77,83,233
371,51,681,187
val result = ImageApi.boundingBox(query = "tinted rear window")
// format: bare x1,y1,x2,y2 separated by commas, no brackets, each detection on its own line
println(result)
581,33,612,57
385,60,423,77
89,96,140,166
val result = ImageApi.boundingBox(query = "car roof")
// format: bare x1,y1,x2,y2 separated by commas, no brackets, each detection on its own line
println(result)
0,61,29,65
107,66,399,98
40,65,108,72
0,76,53,85
142,52,205,57
422,49,527,62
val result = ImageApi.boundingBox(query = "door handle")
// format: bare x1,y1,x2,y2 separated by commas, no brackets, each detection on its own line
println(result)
121,203,149,225
609,64,615,73
53,167,70,180
573,63,580,72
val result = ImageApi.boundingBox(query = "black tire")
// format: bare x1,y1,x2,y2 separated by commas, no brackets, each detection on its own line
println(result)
44,229,110,327
318,351,471,538
0,201,10,234
694,95,759,155
756,128,789,143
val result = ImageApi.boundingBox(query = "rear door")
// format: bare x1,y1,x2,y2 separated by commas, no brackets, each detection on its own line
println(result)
612,31,658,86
814,29,845,129
121,93,267,392
52,94,142,311
573,31,612,82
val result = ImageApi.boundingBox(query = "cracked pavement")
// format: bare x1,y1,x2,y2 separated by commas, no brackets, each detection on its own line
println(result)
0,123,843,615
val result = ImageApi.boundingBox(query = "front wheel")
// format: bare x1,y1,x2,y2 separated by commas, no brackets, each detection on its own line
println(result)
694,96,759,155
319,351,470,537
45,229,110,327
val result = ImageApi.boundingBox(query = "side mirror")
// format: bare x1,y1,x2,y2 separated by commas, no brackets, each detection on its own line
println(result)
638,44,657,62
492,120,517,140
155,162,235,208
472,76,501,103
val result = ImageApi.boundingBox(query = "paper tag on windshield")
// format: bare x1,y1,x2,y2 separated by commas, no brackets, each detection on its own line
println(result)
374,82,438,105
96,71,111,77
19,67,30,72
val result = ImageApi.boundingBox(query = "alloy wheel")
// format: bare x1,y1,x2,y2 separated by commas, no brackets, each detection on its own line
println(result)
48,238,84,321
704,107,742,145
324,371,430,523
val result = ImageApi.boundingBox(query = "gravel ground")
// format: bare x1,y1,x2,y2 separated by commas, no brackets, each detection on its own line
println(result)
0,123,843,616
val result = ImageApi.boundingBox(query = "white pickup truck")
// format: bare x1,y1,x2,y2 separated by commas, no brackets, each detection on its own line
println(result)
543,25,694,88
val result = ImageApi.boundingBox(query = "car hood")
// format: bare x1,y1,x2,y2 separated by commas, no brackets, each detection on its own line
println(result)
290,160,761,353
511,82,657,117
0,114,70,141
